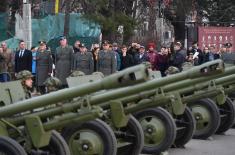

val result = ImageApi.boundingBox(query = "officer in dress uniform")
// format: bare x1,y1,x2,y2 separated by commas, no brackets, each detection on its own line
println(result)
55,36,73,87
221,43,235,65
73,43,94,75
97,41,117,76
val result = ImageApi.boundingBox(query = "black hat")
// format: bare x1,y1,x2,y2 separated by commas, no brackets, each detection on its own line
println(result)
38,41,46,45
59,36,66,41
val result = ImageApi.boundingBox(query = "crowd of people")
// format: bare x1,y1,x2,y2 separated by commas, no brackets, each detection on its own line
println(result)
0,36,234,95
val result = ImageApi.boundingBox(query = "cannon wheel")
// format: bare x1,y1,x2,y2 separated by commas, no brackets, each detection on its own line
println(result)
61,119,117,155
173,106,196,147
0,136,27,155
134,107,176,154
189,98,220,139
30,130,70,155
216,97,235,134
116,115,144,155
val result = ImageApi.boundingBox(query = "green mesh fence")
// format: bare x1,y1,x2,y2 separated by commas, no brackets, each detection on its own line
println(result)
4,13,101,51
0,13,10,41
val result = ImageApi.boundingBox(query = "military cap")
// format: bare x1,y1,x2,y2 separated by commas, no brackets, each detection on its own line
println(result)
165,66,180,75
16,70,33,80
102,40,110,45
44,77,62,88
70,70,85,77
59,36,66,41
38,40,46,45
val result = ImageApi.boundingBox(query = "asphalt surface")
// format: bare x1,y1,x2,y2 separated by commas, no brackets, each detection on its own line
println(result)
142,129,235,155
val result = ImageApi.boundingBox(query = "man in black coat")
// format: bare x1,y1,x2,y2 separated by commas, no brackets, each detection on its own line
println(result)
15,40,32,73
134,45,149,65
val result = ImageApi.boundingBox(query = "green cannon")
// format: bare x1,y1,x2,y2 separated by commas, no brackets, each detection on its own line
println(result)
58,60,225,155
96,64,235,153
110,65,235,154
3,59,225,155
0,63,150,155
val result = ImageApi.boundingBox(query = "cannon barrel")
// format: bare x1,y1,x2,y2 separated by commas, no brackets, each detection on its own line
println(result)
115,65,235,104
0,63,150,117
88,60,224,104
123,74,235,114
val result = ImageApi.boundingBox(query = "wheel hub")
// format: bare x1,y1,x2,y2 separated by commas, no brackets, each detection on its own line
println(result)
69,130,104,154
147,127,154,134
82,143,89,151
191,105,211,131
195,113,202,120
140,117,166,146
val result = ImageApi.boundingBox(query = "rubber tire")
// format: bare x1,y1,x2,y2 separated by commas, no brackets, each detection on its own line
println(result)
216,97,235,134
61,119,117,155
228,92,235,101
116,115,144,155
134,107,176,155
30,130,70,155
189,98,221,139
173,106,196,147
0,136,27,155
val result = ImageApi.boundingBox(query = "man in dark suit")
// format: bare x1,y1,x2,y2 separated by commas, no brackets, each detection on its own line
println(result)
15,40,32,73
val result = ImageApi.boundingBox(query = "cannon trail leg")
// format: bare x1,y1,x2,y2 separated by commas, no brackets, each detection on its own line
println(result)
115,115,144,155
216,97,235,134
189,98,220,139
0,136,27,155
173,106,196,147
61,119,117,155
134,107,176,154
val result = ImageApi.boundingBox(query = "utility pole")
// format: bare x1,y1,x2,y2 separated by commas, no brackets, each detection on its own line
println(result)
23,0,32,49
55,0,60,14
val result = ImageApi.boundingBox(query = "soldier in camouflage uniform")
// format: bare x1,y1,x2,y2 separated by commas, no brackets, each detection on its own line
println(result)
16,70,34,99
165,66,180,75
44,76,62,93
43,76,62,109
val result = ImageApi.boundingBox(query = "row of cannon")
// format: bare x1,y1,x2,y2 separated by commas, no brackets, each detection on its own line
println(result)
0,59,235,155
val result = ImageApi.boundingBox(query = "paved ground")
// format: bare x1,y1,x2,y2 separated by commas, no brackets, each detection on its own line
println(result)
142,129,235,155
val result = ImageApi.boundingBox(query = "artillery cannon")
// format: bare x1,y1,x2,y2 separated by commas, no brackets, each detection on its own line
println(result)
111,65,235,154
0,63,150,155
59,60,226,155
0,60,227,155
5,59,225,155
